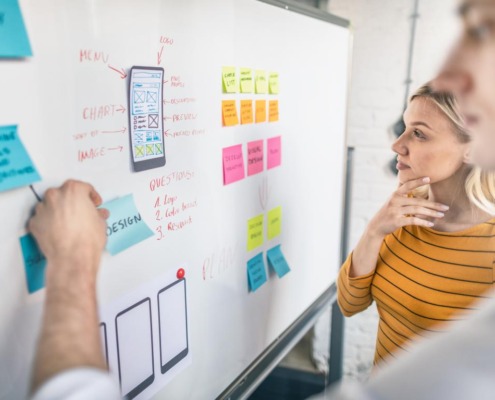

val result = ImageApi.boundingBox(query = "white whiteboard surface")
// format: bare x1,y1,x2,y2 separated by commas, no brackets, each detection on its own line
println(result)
0,1,350,399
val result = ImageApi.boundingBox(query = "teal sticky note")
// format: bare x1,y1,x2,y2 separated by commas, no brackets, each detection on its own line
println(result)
247,253,267,292
102,194,154,255
20,233,47,294
0,125,41,192
0,0,32,57
267,245,290,278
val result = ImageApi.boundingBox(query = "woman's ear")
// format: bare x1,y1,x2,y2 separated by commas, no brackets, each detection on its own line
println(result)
463,147,473,164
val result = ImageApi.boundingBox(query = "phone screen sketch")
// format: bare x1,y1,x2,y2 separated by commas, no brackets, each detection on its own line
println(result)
128,66,166,172
157,279,189,374
115,298,154,399
99,322,108,366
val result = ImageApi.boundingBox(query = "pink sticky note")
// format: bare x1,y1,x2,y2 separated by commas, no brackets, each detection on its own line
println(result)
247,140,264,176
267,136,281,169
223,144,245,185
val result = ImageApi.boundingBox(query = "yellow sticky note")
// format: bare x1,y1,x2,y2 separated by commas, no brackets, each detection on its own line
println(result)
255,70,267,94
222,66,237,93
240,100,253,124
247,214,264,251
255,100,266,123
222,100,239,126
267,207,282,240
240,68,253,93
268,100,279,122
269,72,279,94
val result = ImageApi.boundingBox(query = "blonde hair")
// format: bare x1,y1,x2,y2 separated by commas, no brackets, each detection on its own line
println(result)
409,83,495,215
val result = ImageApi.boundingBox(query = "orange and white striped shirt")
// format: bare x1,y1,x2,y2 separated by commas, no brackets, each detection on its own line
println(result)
338,220,495,366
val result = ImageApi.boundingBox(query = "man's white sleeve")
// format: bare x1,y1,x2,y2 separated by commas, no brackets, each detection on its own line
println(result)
31,368,121,400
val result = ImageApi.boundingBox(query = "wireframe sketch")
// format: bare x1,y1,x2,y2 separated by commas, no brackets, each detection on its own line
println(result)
157,278,189,374
115,297,155,399
128,66,166,172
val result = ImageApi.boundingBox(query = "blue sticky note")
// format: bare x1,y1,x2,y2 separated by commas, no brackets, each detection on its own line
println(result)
102,194,154,255
20,233,47,294
0,0,32,57
267,245,291,278
247,253,267,292
0,125,41,192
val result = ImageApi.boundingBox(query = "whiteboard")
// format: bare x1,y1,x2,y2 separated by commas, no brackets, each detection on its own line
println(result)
0,1,350,399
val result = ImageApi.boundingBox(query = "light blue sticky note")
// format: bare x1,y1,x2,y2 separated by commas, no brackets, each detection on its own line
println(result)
247,253,267,292
0,0,32,57
102,194,154,255
20,233,47,294
0,125,41,192
267,245,291,278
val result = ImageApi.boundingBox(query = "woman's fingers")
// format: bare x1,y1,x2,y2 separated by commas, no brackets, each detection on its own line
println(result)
400,216,435,228
396,195,450,211
397,176,431,195
400,206,446,219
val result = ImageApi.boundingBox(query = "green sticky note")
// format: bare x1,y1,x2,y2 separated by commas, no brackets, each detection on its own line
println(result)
267,206,282,240
247,214,264,251
222,66,237,93
255,70,267,94
269,72,279,94
240,68,253,93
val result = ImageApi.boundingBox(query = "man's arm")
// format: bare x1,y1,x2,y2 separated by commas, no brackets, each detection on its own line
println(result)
28,180,109,394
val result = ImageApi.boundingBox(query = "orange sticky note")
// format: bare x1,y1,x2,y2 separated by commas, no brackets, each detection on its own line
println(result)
222,100,239,126
268,100,279,122
240,100,253,125
255,100,266,123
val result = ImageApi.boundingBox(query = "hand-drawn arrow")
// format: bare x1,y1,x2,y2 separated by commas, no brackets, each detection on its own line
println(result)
108,65,127,79
115,105,126,113
157,46,164,65
101,127,126,134
107,146,124,152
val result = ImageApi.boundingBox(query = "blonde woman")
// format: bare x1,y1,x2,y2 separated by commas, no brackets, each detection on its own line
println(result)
338,84,495,367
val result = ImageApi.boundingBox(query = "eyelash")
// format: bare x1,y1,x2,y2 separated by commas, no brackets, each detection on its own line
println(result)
469,22,495,42
412,129,426,140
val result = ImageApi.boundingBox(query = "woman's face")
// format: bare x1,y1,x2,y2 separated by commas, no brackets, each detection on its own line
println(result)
392,97,469,185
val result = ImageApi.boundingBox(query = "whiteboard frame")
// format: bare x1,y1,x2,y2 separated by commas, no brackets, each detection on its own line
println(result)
216,2,352,399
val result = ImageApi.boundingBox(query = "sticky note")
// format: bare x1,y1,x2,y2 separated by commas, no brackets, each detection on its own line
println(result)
0,125,41,192
240,100,253,125
267,136,281,170
269,72,279,94
267,245,290,278
247,253,267,292
255,70,267,94
222,66,237,93
102,194,154,255
223,144,245,185
247,140,263,176
222,100,239,127
255,100,266,123
20,234,47,293
247,214,264,251
0,0,32,57
267,206,282,239
268,100,279,122
240,68,253,93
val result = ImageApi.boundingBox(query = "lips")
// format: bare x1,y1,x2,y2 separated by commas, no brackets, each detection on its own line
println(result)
396,161,410,171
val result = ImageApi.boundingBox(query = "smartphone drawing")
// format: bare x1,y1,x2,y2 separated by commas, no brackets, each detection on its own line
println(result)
157,278,189,374
115,298,154,399
99,322,108,367
128,66,166,172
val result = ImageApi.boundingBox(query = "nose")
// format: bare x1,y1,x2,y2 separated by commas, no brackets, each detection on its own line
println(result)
392,133,408,155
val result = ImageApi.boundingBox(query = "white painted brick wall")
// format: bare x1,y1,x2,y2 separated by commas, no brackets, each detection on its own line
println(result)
311,0,459,383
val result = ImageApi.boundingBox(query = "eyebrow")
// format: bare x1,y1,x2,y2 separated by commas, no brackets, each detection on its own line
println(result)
410,121,432,130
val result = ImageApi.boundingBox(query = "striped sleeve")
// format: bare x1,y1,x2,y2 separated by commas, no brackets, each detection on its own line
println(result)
337,252,375,317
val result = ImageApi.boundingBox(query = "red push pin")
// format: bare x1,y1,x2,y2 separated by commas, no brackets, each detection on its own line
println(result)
176,268,185,280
